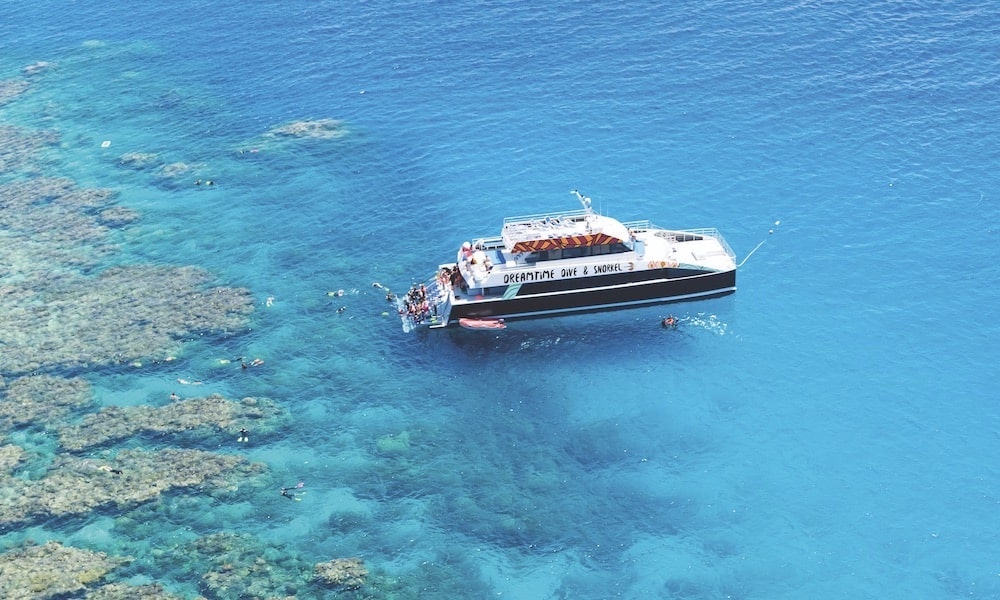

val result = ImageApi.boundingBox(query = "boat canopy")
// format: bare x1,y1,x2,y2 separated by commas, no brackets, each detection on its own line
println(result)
501,211,630,254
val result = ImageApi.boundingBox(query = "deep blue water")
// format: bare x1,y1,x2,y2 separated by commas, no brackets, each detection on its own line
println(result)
1,0,998,598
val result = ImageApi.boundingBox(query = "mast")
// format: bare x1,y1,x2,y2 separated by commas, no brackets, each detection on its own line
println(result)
571,189,593,214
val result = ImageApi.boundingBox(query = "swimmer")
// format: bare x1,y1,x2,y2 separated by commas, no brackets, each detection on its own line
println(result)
336,306,347,313
372,282,384,290
266,296,275,307
169,392,180,401
237,428,249,443
241,357,264,369
280,481,305,501
385,292,396,302
661,315,678,329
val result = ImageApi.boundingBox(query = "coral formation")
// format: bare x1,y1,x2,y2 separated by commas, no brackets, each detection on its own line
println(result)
155,162,195,179
0,124,59,173
375,430,411,455
0,445,25,473
0,375,93,429
0,262,254,375
0,60,409,600
189,532,312,598
265,118,347,140
21,61,54,76
58,394,286,451
117,152,161,170
0,78,30,105
0,541,188,599
84,582,193,600
0,140,254,378
313,557,368,590
98,205,141,228
0,448,264,528
0,541,127,599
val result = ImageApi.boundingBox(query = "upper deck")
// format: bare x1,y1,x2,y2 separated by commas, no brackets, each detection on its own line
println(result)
500,206,631,254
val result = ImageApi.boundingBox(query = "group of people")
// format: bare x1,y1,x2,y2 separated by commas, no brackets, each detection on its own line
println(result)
437,264,466,293
460,241,493,274
399,283,436,324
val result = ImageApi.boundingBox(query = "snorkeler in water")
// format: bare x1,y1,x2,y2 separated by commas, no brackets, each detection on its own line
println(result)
661,315,678,328
280,481,305,501
237,428,249,443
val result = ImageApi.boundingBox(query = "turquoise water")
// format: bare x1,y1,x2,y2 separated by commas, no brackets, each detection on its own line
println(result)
1,0,998,598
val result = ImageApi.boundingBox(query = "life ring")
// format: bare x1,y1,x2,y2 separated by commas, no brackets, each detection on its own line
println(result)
659,261,667,268
647,261,655,269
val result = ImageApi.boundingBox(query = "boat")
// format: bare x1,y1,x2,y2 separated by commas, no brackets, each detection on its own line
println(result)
459,317,507,330
397,190,737,331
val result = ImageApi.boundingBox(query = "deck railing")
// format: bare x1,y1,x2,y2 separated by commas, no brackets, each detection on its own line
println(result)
502,209,590,227
623,223,736,261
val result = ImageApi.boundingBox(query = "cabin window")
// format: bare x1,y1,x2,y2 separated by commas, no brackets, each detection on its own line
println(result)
531,243,632,262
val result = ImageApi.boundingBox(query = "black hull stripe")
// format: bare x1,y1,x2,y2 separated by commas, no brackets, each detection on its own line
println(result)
449,270,736,323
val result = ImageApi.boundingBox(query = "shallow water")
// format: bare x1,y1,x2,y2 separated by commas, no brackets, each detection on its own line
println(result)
1,0,998,598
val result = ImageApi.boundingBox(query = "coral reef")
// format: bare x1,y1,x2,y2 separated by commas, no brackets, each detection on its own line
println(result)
0,445,25,473
0,177,118,271
98,205,141,228
375,430,411,455
0,375,93,429
0,448,265,528
0,124,59,173
58,394,287,451
138,530,378,599
189,532,312,598
0,176,118,272
0,541,127,599
21,61,54,77
155,161,195,179
265,118,347,140
0,262,254,375
84,582,195,600
0,173,252,378
314,557,368,590
0,78,30,105
117,152,162,170
0,541,189,599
